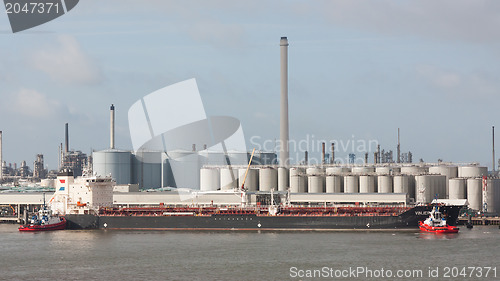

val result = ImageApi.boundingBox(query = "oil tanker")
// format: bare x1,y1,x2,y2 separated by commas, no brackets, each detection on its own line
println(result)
50,171,463,231
63,203,462,231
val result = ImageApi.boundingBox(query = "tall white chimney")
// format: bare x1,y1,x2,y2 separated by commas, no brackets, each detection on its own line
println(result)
280,37,289,166
110,104,115,149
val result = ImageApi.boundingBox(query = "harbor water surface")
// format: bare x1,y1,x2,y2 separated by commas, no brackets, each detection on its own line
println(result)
1,224,499,280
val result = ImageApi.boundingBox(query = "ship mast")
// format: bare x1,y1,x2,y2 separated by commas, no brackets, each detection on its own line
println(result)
240,148,256,206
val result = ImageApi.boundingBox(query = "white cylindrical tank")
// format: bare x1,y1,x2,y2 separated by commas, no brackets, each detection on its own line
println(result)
220,167,238,190
429,166,458,197
325,167,351,175
93,150,132,185
359,175,375,193
458,166,488,178
415,175,431,204
40,179,55,188
351,166,375,174
467,178,482,210
289,167,307,193
401,166,425,175
448,178,466,200
278,167,289,192
485,179,500,213
393,175,409,194
308,175,325,193
344,175,359,193
377,175,393,193
326,175,342,193
200,168,220,191
238,168,258,191
376,166,401,175
259,167,278,191
306,167,324,175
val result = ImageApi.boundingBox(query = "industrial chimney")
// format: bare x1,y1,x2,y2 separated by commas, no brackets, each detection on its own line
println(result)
110,104,115,149
280,36,289,167
65,123,69,154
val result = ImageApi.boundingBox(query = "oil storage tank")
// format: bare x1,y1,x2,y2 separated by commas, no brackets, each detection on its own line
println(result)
200,168,220,191
429,165,458,197
393,175,409,194
458,166,488,178
344,175,359,193
326,167,350,175
351,166,375,174
359,175,375,193
290,167,307,193
308,175,325,193
467,178,482,211
238,168,258,191
278,167,289,192
326,175,342,193
220,167,238,190
485,179,500,213
377,175,393,193
93,149,132,185
259,167,278,192
448,178,466,200
415,175,446,203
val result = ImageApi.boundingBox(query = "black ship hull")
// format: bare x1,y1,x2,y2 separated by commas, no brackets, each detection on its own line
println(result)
64,205,462,230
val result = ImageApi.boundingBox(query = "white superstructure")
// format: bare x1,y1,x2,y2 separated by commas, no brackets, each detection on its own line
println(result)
49,170,114,215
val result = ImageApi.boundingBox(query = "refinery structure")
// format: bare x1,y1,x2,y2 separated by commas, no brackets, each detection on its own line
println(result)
1,37,500,220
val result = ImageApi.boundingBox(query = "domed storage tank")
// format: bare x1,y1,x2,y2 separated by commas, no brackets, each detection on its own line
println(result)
393,175,409,194
376,166,401,175
351,166,375,174
306,167,324,176
401,166,425,175
429,166,458,198
308,175,325,193
166,149,200,189
485,179,500,213
134,151,162,189
377,175,393,193
238,168,258,191
467,178,482,210
220,167,238,190
359,175,375,193
93,150,132,185
448,178,466,200
458,166,488,178
326,175,342,193
415,175,446,203
289,167,307,193
344,175,359,193
259,167,278,192
200,168,220,191
326,167,351,175
278,167,289,192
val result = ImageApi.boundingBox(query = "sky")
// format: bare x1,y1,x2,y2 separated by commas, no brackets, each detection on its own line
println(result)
1,0,500,170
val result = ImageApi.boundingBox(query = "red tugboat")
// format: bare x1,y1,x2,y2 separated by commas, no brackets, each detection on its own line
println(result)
419,206,459,234
19,207,66,232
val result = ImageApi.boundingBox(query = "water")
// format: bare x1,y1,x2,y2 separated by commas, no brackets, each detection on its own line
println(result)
1,224,499,281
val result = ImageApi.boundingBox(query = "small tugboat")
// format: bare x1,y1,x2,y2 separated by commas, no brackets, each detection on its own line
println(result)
19,199,66,232
419,206,459,234
19,208,66,232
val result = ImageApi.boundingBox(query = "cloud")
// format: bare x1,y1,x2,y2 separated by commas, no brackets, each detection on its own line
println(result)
7,88,66,119
309,0,500,44
416,64,499,98
30,35,102,85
